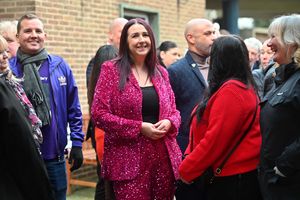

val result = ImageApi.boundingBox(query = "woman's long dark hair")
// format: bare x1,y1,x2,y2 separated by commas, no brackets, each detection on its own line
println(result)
88,45,118,110
194,35,256,122
116,18,158,89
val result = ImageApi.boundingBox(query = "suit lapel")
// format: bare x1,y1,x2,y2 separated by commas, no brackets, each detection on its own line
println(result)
186,52,208,87
128,70,141,90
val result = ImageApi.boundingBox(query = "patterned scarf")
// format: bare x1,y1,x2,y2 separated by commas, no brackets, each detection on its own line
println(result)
0,70,43,147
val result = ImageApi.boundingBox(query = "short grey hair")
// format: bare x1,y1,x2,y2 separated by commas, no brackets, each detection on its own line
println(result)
268,14,300,64
268,14,300,46
0,20,18,35
244,37,262,53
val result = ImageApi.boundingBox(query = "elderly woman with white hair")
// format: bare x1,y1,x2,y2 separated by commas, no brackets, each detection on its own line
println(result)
244,37,262,70
259,14,300,200
0,20,19,58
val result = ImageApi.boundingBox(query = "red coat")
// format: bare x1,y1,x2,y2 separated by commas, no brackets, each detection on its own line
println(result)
91,60,182,181
179,80,261,182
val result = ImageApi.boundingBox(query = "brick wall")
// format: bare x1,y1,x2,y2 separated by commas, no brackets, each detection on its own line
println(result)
0,0,205,116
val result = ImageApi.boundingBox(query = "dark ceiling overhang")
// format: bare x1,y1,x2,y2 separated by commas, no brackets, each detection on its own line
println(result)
206,0,300,20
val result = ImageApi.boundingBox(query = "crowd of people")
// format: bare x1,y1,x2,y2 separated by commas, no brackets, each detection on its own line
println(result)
1,12,300,200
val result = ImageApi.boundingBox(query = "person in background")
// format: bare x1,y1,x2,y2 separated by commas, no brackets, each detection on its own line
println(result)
252,39,275,99
168,18,216,154
91,18,181,200
244,37,262,70
259,14,300,200
0,33,54,200
86,17,128,86
0,20,19,58
87,45,118,200
107,18,129,49
86,17,128,200
179,35,262,200
220,29,230,36
157,40,180,68
213,22,221,37
9,13,84,200
0,35,42,150
260,39,274,69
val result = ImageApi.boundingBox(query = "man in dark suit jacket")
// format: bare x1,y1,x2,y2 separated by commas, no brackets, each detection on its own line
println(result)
168,18,216,153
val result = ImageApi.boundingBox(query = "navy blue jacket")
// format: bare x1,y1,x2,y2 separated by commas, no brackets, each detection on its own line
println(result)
167,51,207,152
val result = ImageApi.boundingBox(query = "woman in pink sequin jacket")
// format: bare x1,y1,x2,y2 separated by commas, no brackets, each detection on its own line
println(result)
91,18,182,200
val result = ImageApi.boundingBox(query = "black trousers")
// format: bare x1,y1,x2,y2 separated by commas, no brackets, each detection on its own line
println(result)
94,156,105,200
206,169,262,200
176,169,262,200
94,155,116,200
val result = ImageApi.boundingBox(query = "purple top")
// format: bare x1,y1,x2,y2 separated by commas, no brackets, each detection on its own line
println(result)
38,60,60,160
14,60,59,159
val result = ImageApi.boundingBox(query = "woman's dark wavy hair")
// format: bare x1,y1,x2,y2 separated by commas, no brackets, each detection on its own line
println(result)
157,40,178,67
116,18,158,89
88,45,118,110
194,35,256,122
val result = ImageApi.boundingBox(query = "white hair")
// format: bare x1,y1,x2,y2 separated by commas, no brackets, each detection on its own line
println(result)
0,20,18,35
244,37,262,53
268,14,300,64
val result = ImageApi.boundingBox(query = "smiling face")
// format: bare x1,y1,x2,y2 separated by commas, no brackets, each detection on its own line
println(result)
127,23,151,60
17,18,47,55
267,34,295,65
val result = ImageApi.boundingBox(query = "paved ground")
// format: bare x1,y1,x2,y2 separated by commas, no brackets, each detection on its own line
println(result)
66,186,177,200
67,187,94,200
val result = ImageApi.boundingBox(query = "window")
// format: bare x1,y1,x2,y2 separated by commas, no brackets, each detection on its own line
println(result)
120,3,160,45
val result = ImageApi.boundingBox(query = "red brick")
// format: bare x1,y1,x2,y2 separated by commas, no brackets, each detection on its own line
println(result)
1,0,205,115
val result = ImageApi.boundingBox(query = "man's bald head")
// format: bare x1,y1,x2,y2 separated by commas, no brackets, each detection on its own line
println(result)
184,18,213,39
108,18,128,49
184,18,216,57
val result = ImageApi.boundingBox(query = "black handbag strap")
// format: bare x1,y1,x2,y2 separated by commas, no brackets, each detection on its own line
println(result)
190,96,258,176
215,97,258,175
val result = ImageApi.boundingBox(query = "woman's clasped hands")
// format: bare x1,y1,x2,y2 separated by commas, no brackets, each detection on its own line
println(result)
141,119,171,140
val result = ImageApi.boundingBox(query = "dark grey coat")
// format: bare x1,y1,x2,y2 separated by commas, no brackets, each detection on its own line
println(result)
259,62,300,200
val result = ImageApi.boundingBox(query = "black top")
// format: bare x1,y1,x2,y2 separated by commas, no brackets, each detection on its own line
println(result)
260,62,300,177
141,86,159,124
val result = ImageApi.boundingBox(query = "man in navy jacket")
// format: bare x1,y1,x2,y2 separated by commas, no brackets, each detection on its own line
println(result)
168,18,216,153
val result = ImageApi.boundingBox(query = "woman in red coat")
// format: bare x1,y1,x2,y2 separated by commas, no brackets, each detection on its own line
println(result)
91,18,181,200
179,35,262,200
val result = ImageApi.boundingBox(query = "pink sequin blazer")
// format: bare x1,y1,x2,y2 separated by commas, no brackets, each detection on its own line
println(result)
91,60,182,181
